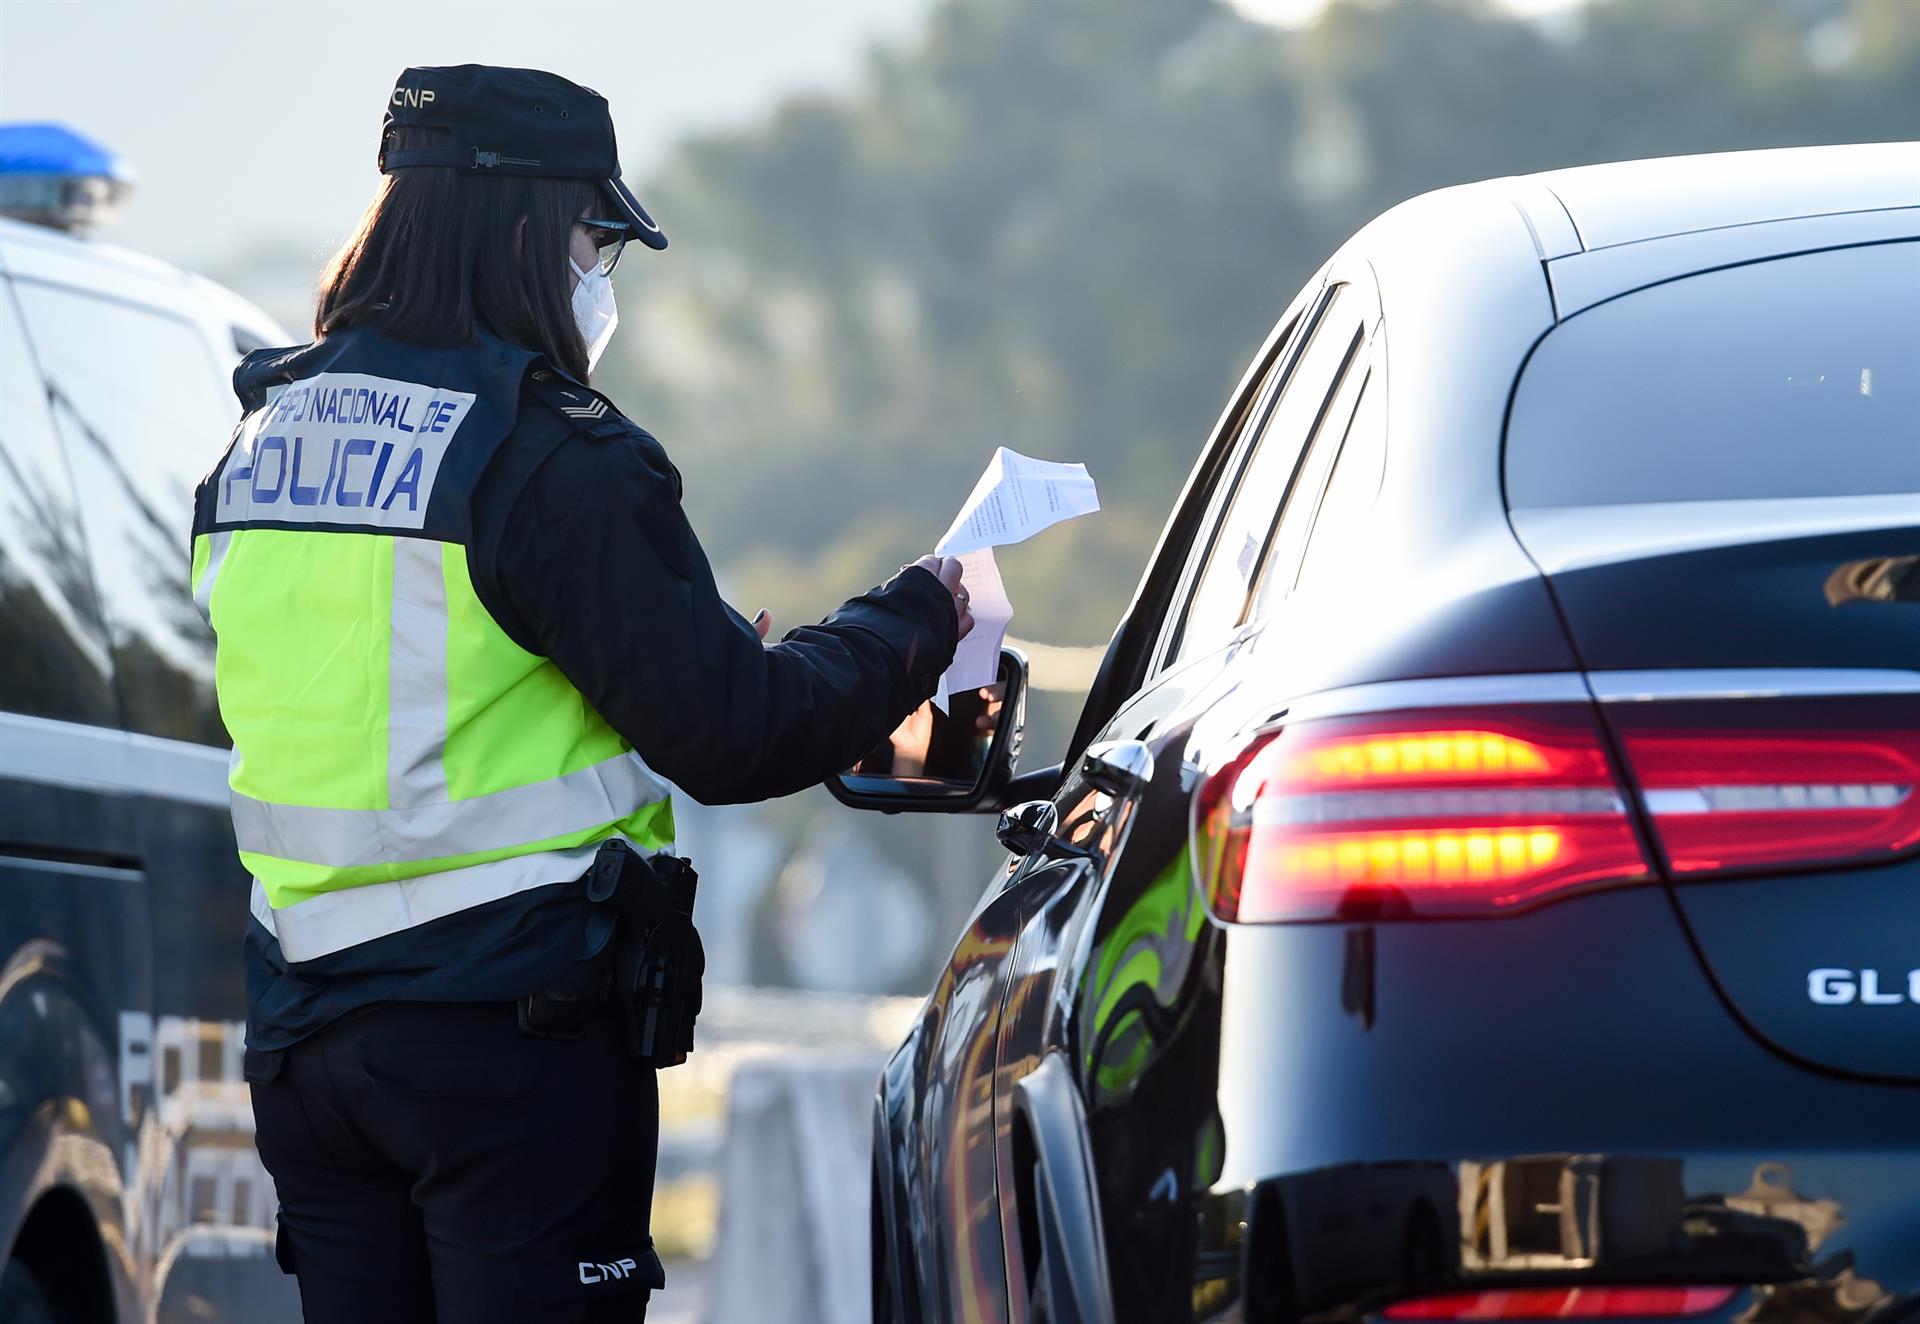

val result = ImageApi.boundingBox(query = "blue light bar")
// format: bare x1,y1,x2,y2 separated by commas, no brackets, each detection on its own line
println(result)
0,123,135,232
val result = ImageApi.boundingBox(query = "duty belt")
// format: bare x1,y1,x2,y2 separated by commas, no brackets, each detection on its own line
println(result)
517,838,704,1067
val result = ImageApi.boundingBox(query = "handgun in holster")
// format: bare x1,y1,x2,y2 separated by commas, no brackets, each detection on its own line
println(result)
587,839,705,1068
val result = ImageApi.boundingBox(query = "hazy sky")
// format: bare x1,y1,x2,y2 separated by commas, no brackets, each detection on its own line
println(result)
0,0,935,274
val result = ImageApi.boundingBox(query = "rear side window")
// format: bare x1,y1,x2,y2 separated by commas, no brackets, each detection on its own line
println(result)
1164,286,1361,666
12,280,234,745
1507,241,1920,507
1288,367,1386,596
0,282,117,725
1249,350,1370,611
1146,321,1294,671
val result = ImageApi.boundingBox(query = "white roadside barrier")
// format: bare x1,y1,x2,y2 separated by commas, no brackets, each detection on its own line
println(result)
675,987,919,1324
704,1053,887,1323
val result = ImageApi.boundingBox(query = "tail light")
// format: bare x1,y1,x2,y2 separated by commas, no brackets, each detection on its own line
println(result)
1382,1285,1738,1319
1609,696,1920,877
1193,706,1651,922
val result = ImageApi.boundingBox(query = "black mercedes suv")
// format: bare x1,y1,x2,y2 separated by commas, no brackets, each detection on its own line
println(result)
833,141,1920,1324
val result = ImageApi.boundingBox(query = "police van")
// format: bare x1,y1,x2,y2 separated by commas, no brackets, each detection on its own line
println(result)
0,125,299,1322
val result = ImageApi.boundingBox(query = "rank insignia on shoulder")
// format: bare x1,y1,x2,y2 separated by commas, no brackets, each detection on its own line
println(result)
530,373,612,419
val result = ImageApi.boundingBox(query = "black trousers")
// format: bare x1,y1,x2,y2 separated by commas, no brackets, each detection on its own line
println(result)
248,1001,662,1323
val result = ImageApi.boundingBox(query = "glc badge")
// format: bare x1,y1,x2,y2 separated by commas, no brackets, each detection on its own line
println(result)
1807,968,1920,1005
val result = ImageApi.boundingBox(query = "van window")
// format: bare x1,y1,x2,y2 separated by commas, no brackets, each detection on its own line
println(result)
1507,241,1920,508
12,280,233,745
0,282,117,726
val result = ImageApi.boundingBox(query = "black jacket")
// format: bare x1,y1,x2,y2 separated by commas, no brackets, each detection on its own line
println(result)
242,354,957,1048
477,367,957,803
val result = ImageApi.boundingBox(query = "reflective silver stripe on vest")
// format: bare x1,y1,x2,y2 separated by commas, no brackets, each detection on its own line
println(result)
262,837,634,963
250,878,279,938
388,538,450,809
193,530,233,623
230,751,670,868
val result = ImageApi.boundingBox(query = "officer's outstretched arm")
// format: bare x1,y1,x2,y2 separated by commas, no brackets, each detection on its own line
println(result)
483,425,959,805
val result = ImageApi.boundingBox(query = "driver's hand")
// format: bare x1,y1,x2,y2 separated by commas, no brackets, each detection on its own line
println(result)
974,686,1003,732
909,554,975,640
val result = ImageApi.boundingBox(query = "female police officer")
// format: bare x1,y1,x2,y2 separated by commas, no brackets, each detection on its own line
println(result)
189,65,970,1322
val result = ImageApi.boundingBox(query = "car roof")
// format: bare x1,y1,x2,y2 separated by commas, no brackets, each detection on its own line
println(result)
1349,143,1920,351
0,214,289,352
1530,140,1920,251
1306,141,1920,589
0,213,192,291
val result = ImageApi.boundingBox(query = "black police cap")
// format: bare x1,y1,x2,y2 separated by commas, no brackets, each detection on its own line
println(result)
379,64,666,251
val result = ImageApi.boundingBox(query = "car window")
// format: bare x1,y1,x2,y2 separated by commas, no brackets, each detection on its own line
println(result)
1162,285,1359,667
1143,325,1295,670
12,279,235,745
1060,299,1313,765
1246,343,1368,614
1506,240,1920,507
0,281,118,725
1275,364,1384,600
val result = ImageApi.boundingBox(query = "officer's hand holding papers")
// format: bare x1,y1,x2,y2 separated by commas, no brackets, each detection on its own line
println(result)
933,448,1100,709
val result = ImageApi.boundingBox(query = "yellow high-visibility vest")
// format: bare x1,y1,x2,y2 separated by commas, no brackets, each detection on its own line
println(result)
191,330,672,963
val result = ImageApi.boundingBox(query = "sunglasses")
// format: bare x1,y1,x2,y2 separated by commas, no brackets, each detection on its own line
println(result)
576,217,635,276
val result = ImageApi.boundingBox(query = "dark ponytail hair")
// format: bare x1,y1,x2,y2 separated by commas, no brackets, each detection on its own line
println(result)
316,126,596,381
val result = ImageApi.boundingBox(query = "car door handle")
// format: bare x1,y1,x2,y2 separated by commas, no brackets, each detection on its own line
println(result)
1081,739,1154,800
996,741,1153,866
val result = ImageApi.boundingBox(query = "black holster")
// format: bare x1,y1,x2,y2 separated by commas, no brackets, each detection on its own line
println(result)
587,839,705,1068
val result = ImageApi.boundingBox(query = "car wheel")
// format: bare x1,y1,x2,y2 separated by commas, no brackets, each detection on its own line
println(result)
0,1258,57,1324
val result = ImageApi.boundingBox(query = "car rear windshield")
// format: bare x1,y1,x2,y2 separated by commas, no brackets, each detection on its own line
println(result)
1505,240,1920,508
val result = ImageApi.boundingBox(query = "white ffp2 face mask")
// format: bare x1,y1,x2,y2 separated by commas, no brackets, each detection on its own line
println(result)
570,257,619,372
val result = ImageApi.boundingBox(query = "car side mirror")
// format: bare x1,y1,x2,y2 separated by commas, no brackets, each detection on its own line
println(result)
826,647,1027,814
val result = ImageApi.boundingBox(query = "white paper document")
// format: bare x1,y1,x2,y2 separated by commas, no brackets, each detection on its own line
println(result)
932,448,1099,706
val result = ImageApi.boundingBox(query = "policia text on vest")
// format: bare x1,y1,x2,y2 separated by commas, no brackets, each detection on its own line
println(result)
188,63,966,1324
217,377,463,520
